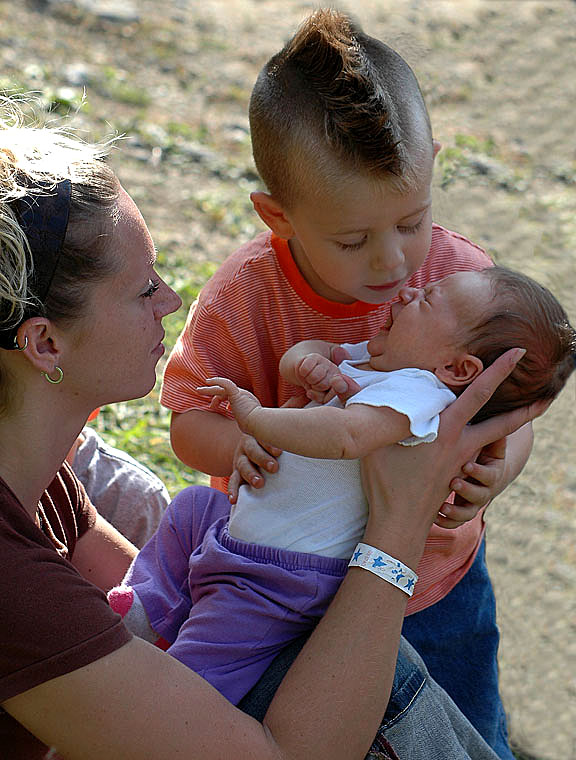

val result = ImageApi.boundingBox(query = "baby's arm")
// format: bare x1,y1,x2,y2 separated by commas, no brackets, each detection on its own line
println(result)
198,377,411,459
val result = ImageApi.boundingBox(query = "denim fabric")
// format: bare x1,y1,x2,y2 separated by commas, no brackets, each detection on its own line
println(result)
402,539,514,759
240,636,500,759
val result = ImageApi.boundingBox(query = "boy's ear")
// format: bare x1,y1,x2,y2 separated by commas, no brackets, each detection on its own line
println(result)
250,191,295,239
435,353,483,387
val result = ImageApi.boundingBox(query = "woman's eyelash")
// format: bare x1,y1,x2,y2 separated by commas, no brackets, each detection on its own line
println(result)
398,219,424,235
142,279,160,298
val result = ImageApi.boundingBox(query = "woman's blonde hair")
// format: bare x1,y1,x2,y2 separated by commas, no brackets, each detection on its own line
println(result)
0,96,119,336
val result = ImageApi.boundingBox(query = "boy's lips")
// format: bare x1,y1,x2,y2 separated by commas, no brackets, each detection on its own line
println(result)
365,279,402,292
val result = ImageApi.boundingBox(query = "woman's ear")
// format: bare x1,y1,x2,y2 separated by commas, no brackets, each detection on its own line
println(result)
435,354,484,387
16,318,62,375
250,191,295,239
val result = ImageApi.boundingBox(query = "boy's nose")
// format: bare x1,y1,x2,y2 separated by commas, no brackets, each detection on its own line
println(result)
371,240,404,271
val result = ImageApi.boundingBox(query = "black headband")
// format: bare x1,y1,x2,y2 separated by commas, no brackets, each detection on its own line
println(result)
0,178,72,350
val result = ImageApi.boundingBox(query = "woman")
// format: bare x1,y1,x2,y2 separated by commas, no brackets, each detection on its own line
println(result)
0,100,537,759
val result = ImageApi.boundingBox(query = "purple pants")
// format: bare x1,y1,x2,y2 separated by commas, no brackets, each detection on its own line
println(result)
125,486,348,704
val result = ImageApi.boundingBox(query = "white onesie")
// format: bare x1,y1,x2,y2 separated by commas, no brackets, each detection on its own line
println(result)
228,341,456,559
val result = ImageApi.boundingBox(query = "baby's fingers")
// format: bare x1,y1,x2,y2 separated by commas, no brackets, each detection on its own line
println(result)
299,360,331,389
197,384,227,398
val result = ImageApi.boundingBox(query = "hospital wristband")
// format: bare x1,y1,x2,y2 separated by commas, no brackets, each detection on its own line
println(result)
348,543,418,597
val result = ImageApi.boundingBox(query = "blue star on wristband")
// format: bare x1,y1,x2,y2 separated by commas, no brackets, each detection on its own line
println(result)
348,542,418,597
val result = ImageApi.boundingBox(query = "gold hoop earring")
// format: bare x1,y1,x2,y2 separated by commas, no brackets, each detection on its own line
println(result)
14,335,28,351
41,366,64,385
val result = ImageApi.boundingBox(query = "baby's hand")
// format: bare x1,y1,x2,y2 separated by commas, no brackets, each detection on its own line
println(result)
296,348,349,403
197,377,261,430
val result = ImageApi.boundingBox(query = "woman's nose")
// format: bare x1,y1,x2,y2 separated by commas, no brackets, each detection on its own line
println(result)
156,282,182,318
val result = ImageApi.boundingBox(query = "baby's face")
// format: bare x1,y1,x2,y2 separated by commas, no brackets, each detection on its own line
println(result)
366,271,493,374
283,167,434,305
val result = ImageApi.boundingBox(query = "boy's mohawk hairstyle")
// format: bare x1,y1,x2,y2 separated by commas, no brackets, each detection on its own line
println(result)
280,9,404,177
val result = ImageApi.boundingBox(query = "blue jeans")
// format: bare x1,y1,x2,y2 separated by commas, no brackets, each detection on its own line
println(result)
402,539,514,760
240,635,500,759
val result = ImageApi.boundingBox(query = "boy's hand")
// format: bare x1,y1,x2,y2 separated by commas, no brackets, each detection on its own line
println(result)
435,437,507,529
296,347,350,404
227,393,307,503
228,434,282,504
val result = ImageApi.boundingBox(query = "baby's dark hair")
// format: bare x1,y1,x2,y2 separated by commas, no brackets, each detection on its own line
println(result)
249,8,432,208
465,267,575,423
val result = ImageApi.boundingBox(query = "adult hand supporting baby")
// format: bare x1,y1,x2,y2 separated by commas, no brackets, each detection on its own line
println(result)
360,349,545,541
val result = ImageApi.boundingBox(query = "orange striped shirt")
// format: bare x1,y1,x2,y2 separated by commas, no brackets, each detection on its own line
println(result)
161,224,492,614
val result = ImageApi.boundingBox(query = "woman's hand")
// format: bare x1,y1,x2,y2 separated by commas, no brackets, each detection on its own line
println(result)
361,349,545,539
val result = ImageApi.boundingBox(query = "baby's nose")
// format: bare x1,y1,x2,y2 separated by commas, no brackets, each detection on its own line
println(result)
398,286,422,304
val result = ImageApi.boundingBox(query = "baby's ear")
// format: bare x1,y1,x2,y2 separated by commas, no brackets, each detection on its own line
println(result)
250,191,295,238
435,354,483,387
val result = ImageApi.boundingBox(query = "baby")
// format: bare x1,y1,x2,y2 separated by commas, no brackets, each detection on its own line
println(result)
111,266,574,705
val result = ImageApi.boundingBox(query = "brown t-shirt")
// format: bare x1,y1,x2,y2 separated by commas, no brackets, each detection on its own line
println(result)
0,464,132,758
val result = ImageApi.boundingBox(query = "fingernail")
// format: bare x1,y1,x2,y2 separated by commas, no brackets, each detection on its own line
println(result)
266,461,275,472
463,463,473,474
251,476,261,486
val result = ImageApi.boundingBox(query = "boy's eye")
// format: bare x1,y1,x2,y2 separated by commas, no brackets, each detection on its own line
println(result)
142,279,160,298
397,218,424,235
335,236,367,251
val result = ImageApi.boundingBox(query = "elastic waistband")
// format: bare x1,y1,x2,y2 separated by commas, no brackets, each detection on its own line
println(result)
220,524,349,576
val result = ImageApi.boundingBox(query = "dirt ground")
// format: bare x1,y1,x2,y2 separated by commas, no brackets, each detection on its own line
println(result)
1,1,574,757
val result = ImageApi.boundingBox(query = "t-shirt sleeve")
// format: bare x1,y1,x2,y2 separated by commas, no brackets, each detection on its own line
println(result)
63,461,98,538
339,341,370,361
346,371,456,444
161,299,246,417
0,477,132,704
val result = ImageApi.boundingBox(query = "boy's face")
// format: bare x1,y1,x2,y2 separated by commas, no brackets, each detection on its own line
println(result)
366,271,493,374
285,169,433,304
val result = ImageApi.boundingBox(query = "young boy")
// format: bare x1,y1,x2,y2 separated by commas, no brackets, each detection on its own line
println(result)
160,9,536,756
117,268,574,737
